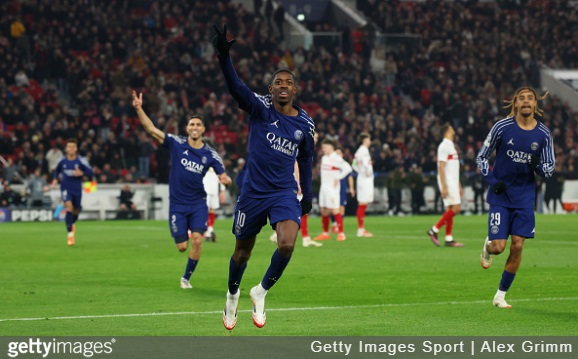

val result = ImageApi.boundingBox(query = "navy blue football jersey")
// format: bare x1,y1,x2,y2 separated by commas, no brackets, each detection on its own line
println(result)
219,57,315,202
477,117,555,209
163,134,225,206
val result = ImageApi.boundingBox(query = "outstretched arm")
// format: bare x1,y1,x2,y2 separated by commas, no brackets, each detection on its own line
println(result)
132,91,165,144
213,25,263,116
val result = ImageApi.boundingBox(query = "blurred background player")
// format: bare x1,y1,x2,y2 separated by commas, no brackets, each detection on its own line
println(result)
198,137,226,242
214,25,315,330
51,139,93,246
331,147,354,234
352,133,374,237
477,87,555,308
427,124,464,247
132,91,231,290
314,138,352,242
203,166,226,242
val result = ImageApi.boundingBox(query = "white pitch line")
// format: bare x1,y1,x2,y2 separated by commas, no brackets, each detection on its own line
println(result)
2,297,578,323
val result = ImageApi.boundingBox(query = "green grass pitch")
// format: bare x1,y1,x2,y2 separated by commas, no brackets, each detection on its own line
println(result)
1,214,577,336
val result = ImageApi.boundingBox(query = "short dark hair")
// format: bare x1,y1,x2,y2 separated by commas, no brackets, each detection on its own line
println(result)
321,138,336,148
66,138,78,145
269,69,296,86
188,114,205,126
440,123,452,138
358,132,370,144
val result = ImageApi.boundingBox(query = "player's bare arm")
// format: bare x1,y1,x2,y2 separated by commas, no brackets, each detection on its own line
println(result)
348,175,355,197
218,173,232,186
439,161,448,198
132,91,165,144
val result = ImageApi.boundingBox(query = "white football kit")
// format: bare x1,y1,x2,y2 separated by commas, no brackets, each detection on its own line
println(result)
437,138,461,207
319,152,352,209
203,167,223,210
353,146,374,203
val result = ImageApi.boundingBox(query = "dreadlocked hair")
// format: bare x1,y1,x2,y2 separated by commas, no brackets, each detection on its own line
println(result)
503,87,549,117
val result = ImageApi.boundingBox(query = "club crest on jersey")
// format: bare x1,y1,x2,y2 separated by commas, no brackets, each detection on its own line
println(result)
180,158,204,174
491,225,499,234
202,156,207,164
294,130,303,141
531,142,539,151
266,132,299,156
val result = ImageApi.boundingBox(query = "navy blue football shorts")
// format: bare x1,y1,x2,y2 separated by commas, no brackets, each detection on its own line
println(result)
169,203,208,243
232,194,301,240
61,189,82,209
487,205,535,240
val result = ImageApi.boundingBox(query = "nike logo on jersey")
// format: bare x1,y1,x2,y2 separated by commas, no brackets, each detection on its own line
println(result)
183,150,189,156
507,138,514,146
271,120,279,128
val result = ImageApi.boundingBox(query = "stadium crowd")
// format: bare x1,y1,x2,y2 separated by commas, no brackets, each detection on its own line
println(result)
0,0,576,207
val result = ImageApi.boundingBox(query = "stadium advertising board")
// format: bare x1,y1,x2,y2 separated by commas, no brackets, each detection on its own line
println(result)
0,208,54,222
0,208,10,222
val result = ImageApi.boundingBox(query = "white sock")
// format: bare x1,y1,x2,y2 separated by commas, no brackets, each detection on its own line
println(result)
445,235,453,242
254,283,268,297
495,289,507,298
432,226,439,233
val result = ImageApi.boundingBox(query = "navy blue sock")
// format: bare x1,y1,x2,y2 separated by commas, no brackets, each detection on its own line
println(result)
183,258,198,280
65,212,74,232
261,249,291,290
73,212,79,222
499,270,516,292
228,256,247,295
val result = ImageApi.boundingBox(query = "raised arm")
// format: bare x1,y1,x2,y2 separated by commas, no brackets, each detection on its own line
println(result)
132,91,165,144
213,25,263,115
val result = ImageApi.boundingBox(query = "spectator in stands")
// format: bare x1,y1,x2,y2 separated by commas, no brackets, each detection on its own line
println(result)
138,132,154,179
274,2,285,41
472,167,487,215
119,184,137,212
407,164,426,215
386,165,404,216
543,162,565,214
26,167,49,207
1,182,22,207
